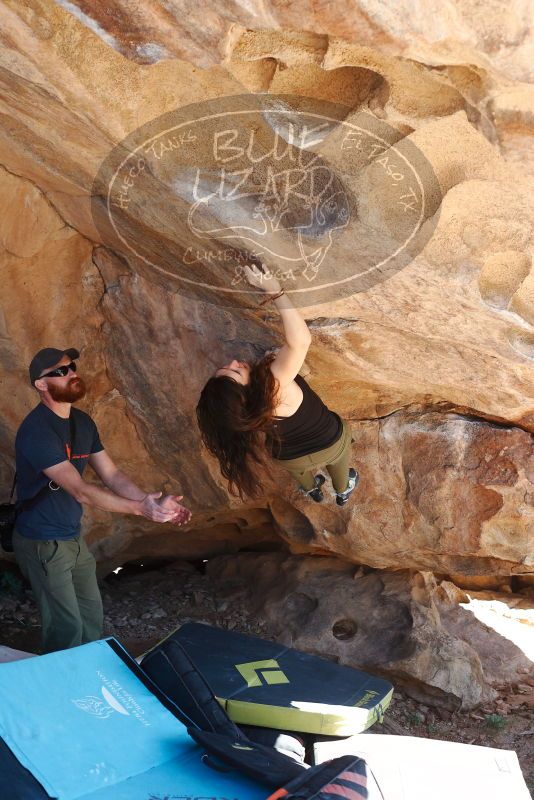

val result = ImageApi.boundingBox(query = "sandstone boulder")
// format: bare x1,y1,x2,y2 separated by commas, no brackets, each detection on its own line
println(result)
206,552,533,709
0,2,531,582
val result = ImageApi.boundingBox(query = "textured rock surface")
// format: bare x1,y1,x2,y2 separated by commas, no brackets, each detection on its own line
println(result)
270,411,534,575
205,552,534,709
0,1,532,581
43,1,534,84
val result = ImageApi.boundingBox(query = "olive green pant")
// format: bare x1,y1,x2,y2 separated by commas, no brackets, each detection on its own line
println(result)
274,419,353,493
13,529,103,654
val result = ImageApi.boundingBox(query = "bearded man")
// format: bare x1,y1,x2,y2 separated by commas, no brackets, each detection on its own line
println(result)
13,347,191,653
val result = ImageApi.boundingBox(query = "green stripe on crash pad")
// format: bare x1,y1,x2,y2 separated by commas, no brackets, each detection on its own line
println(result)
217,689,393,735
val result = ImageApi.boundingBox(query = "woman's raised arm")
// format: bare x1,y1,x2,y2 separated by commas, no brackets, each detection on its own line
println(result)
245,265,311,387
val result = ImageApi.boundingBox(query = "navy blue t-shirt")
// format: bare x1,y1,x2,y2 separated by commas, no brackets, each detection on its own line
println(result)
15,404,104,540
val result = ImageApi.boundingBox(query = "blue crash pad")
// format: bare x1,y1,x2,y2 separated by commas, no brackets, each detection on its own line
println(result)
0,638,265,800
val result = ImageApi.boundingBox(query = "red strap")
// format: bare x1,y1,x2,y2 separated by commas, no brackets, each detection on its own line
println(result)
265,789,288,800
322,774,367,800
339,772,367,784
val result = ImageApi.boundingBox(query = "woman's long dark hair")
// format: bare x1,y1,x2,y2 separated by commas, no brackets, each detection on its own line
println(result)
196,354,280,499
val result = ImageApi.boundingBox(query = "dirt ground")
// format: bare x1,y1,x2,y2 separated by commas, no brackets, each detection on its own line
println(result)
1,559,533,795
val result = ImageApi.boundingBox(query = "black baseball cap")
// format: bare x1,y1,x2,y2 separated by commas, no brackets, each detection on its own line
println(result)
29,347,80,385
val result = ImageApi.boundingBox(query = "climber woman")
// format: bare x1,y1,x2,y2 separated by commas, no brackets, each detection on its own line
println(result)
196,265,359,505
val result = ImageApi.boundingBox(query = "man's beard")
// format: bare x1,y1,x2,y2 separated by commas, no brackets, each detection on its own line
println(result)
47,377,87,403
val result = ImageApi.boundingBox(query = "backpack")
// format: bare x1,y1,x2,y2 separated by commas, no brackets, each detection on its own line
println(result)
0,414,77,553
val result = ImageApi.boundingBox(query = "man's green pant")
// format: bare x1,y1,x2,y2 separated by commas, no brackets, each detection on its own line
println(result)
13,529,103,653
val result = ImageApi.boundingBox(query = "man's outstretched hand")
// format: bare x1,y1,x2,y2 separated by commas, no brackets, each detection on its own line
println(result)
138,492,192,525
157,493,192,526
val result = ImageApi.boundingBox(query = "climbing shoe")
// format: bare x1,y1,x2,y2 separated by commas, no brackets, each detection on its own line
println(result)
335,468,359,506
302,474,325,503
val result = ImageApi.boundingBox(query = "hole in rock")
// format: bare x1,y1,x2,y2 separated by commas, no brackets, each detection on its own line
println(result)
332,618,358,641
103,558,177,582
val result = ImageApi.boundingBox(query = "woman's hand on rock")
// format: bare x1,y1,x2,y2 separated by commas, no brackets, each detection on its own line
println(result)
244,264,282,294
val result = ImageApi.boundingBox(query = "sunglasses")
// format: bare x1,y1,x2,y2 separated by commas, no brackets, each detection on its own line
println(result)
40,361,78,379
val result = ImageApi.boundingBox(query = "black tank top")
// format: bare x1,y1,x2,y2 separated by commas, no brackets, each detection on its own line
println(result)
268,374,343,460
